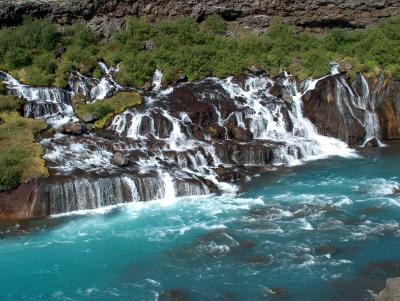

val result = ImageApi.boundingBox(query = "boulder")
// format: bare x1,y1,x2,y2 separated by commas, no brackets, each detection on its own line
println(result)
365,137,380,147
81,113,97,123
374,278,400,301
61,122,88,135
111,152,128,167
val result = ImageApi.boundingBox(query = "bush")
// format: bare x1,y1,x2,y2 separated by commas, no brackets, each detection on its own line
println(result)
0,112,48,191
201,14,227,35
1,16,400,88
0,96,22,113
75,92,142,128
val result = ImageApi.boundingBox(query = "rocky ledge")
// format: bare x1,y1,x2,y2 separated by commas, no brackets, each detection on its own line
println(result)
375,278,400,301
1,0,400,36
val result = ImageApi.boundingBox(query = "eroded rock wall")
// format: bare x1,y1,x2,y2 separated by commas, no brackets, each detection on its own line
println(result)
1,0,400,36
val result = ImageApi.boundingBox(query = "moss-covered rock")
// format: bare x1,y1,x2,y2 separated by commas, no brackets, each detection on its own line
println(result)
75,92,142,129
0,110,48,192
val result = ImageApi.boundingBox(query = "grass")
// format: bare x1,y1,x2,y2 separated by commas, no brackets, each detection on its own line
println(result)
0,16,399,87
0,96,48,191
75,92,142,128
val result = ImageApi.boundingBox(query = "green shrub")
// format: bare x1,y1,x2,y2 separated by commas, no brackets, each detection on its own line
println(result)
0,96,22,113
0,112,48,191
1,16,400,88
201,14,227,35
75,92,142,128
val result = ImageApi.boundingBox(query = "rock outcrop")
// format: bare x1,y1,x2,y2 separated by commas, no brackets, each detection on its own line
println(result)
0,181,48,219
1,0,400,36
375,278,400,301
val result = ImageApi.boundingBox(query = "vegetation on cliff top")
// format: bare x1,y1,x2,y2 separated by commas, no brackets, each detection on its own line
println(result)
0,95,48,192
0,15,399,87
75,92,142,129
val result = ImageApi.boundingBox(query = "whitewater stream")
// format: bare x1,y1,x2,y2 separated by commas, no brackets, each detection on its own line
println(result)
1,145,400,301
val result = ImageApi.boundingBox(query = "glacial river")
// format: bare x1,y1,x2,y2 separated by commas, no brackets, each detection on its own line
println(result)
1,144,399,301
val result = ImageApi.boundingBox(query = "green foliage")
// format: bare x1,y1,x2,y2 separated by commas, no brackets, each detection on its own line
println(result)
0,96,22,113
75,92,142,128
201,14,227,35
0,82,6,95
1,16,400,88
0,112,48,192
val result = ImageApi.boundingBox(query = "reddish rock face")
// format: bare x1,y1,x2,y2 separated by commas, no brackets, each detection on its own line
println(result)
0,182,48,219
374,80,400,141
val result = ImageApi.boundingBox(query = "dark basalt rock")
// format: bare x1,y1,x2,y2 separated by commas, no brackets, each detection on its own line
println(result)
365,137,381,147
2,0,400,36
302,75,365,145
160,289,188,301
312,244,339,256
61,122,88,135
264,287,289,298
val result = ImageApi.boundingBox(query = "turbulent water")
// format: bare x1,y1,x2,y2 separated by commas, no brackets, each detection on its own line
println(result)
1,144,400,301
1,63,398,300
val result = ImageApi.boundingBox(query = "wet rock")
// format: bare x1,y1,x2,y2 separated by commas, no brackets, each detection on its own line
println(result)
142,82,153,92
0,181,48,219
228,124,252,140
362,261,400,279
264,287,288,298
312,244,338,256
61,122,88,135
365,137,380,147
302,75,366,145
374,278,400,301
359,207,385,214
160,289,187,301
81,113,97,123
111,152,128,167
241,254,272,265
392,188,400,195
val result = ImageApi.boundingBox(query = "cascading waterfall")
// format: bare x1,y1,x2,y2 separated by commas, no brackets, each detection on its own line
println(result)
0,71,77,127
354,73,384,146
1,66,386,215
328,62,384,146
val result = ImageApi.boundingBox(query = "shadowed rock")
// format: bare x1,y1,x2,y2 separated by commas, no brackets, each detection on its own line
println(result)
160,289,187,301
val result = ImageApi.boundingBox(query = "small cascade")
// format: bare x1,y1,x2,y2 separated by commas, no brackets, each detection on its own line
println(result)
321,63,384,146
0,71,76,127
68,62,122,103
353,73,384,146
152,69,163,90
162,172,176,201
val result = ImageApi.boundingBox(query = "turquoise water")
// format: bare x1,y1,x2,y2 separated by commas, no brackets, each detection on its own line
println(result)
1,144,400,301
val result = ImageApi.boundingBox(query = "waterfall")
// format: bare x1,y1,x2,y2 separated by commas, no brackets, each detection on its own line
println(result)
152,69,163,90
3,64,386,215
1,72,77,127
69,62,122,103
354,74,384,146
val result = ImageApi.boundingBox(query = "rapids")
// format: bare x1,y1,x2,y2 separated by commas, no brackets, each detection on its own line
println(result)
1,144,399,301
